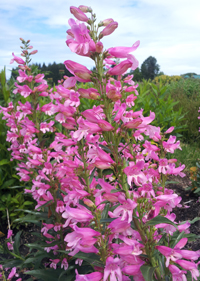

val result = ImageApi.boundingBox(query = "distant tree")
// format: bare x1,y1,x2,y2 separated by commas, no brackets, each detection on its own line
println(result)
132,68,143,82
141,56,160,80
157,71,165,76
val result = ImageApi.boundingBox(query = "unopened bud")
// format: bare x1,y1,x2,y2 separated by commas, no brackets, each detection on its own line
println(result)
99,18,114,27
30,50,38,55
19,37,24,41
27,40,30,43
28,46,33,49
96,41,103,53
83,198,94,207
168,159,177,164
70,6,89,22
99,21,118,38
78,5,92,13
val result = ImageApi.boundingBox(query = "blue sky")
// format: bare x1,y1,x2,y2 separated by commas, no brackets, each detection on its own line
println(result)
1,0,200,79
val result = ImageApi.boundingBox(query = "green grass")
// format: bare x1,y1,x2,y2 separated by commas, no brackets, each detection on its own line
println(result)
172,142,200,172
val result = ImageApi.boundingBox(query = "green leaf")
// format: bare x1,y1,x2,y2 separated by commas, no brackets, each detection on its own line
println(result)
89,168,96,185
101,203,110,220
140,265,155,281
145,216,178,229
73,252,103,267
100,218,116,223
0,159,10,165
15,209,48,218
35,200,53,209
13,230,22,256
110,188,123,193
2,259,23,268
9,185,26,189
99,144,112,154
165,181,180,185
25,269,65,281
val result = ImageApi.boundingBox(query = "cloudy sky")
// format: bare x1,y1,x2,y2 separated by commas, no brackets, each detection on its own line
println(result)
1,0,200,79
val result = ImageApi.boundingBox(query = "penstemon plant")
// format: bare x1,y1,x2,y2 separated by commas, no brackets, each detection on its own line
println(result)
0,5,200,281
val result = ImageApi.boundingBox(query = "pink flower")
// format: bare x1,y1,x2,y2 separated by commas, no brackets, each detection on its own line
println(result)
108,194,137,223
70,6,89,22
107,40,140,58
176,260,200,280
62,205,94,227
97,120,114,131
8,267,18,280
66,19,96,57
10,53,25,64
156,238,188,267
75,269,103,281
50,259,60,269
64,60,92,82
64,225,100,256
104,257,122,281
61,258,68,270
7,229,13,239
108,59,132,76
169,264,187,281
163,135,181,153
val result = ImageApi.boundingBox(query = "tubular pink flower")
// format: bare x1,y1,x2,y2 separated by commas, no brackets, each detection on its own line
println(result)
100,21,118,38
64,60,92,82
75,269,103,281
10,53,25,64
107,40,140,58
109,194,137,223
122,264,143,276
62,205,94,227
103,257,122,281
63,77,77,89
176,260,200,280
97,120,114,131
70,6,89,22
169,264,187,281
78,88,100,99
123,118,143,129
66,20,96,57
108,59,132,76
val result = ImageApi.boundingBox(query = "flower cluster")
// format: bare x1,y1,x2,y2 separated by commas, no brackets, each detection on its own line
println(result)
0,5,199,281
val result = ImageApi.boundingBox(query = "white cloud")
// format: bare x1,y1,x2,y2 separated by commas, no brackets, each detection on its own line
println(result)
1,0,200,78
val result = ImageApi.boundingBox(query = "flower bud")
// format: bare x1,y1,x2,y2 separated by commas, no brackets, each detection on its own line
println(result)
96,41,103,53
70,6,89,22
83,198,94,207
27,40,30,43
99,21,118,38
99,18,114,27
30,50,38,55
78,5,92,13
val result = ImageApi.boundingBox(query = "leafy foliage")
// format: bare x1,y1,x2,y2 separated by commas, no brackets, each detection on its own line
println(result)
135,80,186,137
